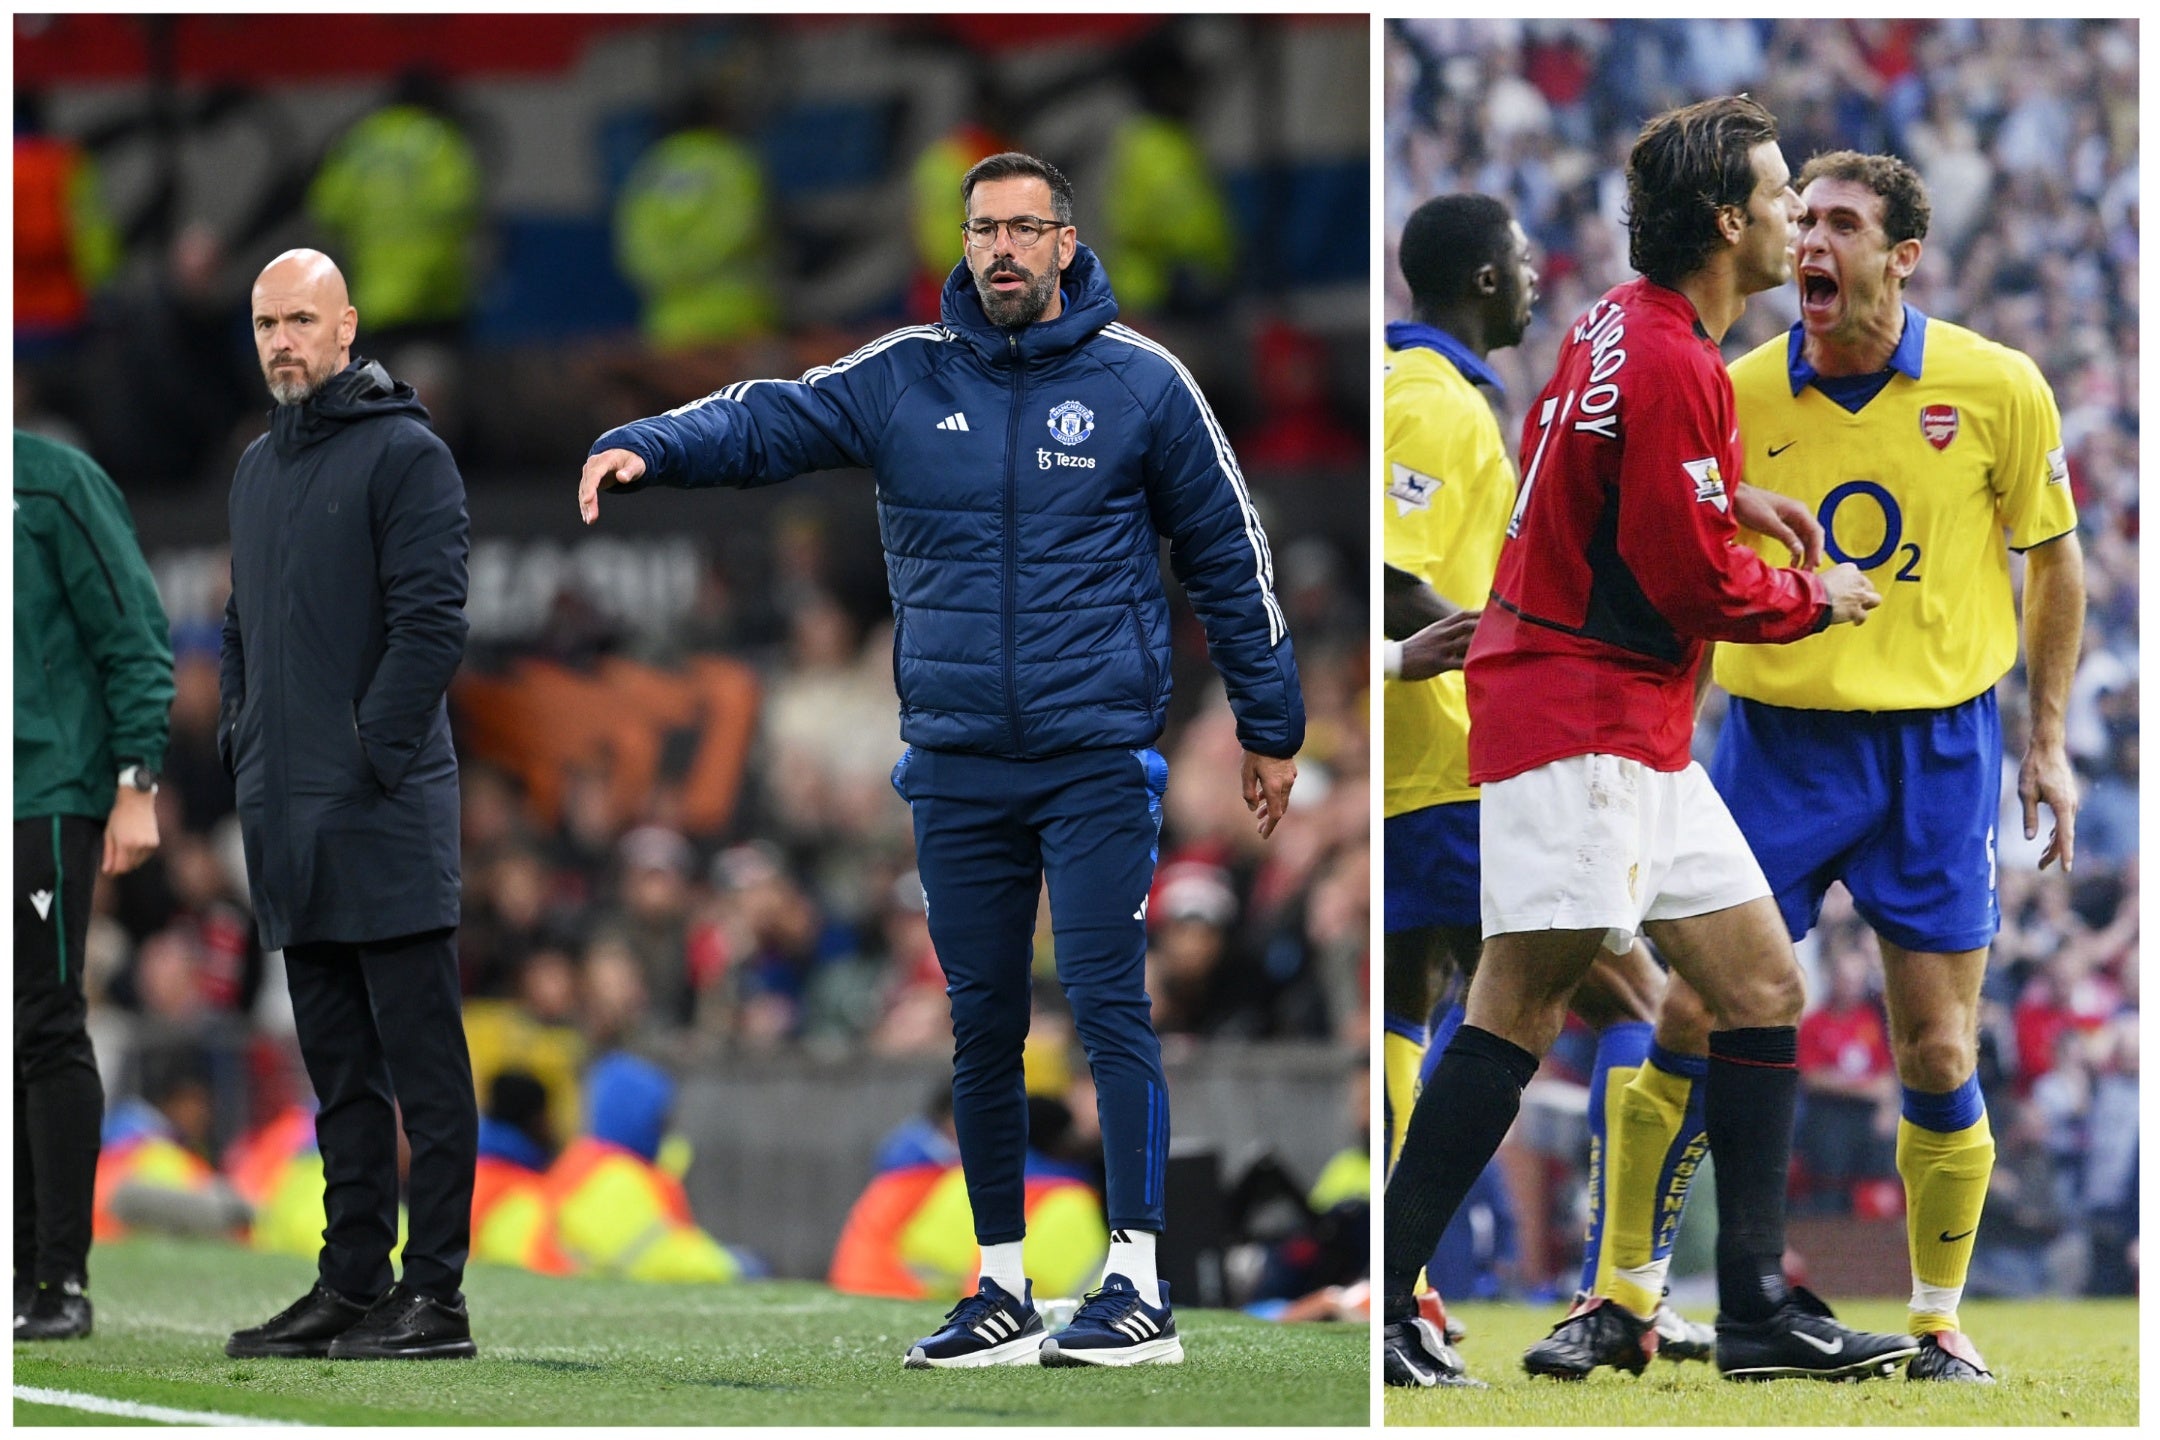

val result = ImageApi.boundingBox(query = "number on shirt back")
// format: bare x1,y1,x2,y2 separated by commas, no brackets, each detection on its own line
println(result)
1508,391,1573,540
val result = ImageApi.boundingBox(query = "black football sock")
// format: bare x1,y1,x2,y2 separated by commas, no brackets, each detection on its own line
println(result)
1382,1024,1540,1308
1706,1026,1800,1322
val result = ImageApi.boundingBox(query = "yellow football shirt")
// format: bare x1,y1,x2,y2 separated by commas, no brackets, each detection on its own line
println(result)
1382,329,1517,815
1718,312,2076,711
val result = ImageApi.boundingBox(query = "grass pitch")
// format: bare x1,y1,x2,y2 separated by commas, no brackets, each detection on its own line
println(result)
14,1237,1365,1426
1385,1296,2135,1426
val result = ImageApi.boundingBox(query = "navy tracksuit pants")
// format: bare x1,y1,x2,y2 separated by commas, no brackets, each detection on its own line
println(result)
894,744,1171,1243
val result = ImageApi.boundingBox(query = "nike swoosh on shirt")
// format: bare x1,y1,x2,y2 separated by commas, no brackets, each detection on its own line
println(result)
1768,441,1797,457
1793,1331,1843,1355
1938,1228,1977,1243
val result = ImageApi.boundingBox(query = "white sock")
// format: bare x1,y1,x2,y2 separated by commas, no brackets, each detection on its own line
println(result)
1104,1228,1159,1301
978,1241,1028,1303
1910,1279,1964,1325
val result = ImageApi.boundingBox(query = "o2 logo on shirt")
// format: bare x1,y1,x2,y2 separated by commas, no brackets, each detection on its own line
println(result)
1818,479,1922,582
1047,400,1095,446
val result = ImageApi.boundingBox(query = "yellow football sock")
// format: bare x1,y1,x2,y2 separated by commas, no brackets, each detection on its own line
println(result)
1595,1058,1698,1319
1382,1026,1426,1175
1898,1109,1994,1335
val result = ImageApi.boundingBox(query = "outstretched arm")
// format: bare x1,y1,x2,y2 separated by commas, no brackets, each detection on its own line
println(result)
578,328,941,522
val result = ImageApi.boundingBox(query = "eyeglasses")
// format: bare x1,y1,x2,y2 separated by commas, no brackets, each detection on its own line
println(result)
962,216,1068,250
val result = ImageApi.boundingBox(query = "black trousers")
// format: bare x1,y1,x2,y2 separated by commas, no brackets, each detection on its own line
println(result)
283,927,476,1300
15,814,106,1288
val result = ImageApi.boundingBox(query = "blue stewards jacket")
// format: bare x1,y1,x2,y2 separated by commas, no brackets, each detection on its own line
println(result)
591,244,1302,762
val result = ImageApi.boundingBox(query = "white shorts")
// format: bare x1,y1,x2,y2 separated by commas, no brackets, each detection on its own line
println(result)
1479,753,1771,953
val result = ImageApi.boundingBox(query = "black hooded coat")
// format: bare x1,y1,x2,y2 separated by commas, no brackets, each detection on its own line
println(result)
218,358,468,951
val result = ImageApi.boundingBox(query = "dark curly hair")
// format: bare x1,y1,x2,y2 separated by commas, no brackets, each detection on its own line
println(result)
1625,95,1780,286
1795,150,1932,246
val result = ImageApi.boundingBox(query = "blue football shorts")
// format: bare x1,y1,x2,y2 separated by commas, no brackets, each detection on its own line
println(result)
1383,799,1480,933
1708,690,2001,954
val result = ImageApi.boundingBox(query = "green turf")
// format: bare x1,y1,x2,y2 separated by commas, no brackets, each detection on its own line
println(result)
13,1237,1365,1426
1385,1297,2136,1426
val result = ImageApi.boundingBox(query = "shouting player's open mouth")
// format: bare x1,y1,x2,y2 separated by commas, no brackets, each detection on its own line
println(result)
1798,264,1841,325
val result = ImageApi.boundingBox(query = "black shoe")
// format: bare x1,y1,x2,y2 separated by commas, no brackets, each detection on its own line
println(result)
226,1282,375,1359
1522,1293,1657,1379
1383,1296,1484,1388
14,1279,34,1334
326,1283,476,1360
1716,1287,1921,1382
16,1282,93,1341
1907,1329,1995,1383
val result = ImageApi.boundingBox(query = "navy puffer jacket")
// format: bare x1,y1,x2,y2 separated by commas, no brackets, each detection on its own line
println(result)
593,245,1301,760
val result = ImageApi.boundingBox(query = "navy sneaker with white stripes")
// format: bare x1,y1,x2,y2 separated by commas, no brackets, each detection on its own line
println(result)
902,1277,1046,1369
1039,1274,1183,1367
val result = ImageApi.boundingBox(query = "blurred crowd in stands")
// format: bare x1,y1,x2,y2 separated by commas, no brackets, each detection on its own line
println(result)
25,14,1370,1267
1387,19,2136,1298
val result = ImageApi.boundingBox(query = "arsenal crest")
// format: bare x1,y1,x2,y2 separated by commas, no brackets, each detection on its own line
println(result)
1920,404,1959,450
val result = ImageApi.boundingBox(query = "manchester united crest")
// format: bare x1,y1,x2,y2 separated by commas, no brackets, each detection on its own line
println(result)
1920,404,1959,451
1047,400,1095,447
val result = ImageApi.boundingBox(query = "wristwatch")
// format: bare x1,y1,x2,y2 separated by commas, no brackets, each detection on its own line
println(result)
117,764,160,796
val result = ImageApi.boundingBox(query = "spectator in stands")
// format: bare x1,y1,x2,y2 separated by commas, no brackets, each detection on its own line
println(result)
697,842,849,1049
581,936,657,1056
589,825,699,1026
1146,863,1240,1039
458,844,558,1000
463,947,585,1153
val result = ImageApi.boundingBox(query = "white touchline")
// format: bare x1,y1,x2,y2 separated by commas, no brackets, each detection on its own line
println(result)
13,1384,314,1427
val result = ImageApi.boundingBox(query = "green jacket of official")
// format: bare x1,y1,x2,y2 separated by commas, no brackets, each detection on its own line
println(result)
14,431,174,820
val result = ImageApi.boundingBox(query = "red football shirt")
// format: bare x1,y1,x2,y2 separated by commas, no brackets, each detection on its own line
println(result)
1467,278,1829,783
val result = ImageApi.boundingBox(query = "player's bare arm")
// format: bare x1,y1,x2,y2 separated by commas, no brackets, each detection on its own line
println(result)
1382,561,1456,637
578,447,646,524
1394,612,1481,681
2018,530,2086,870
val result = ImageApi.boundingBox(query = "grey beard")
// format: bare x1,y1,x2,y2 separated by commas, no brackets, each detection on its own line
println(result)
973,265,1058,327
267,369,325,405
